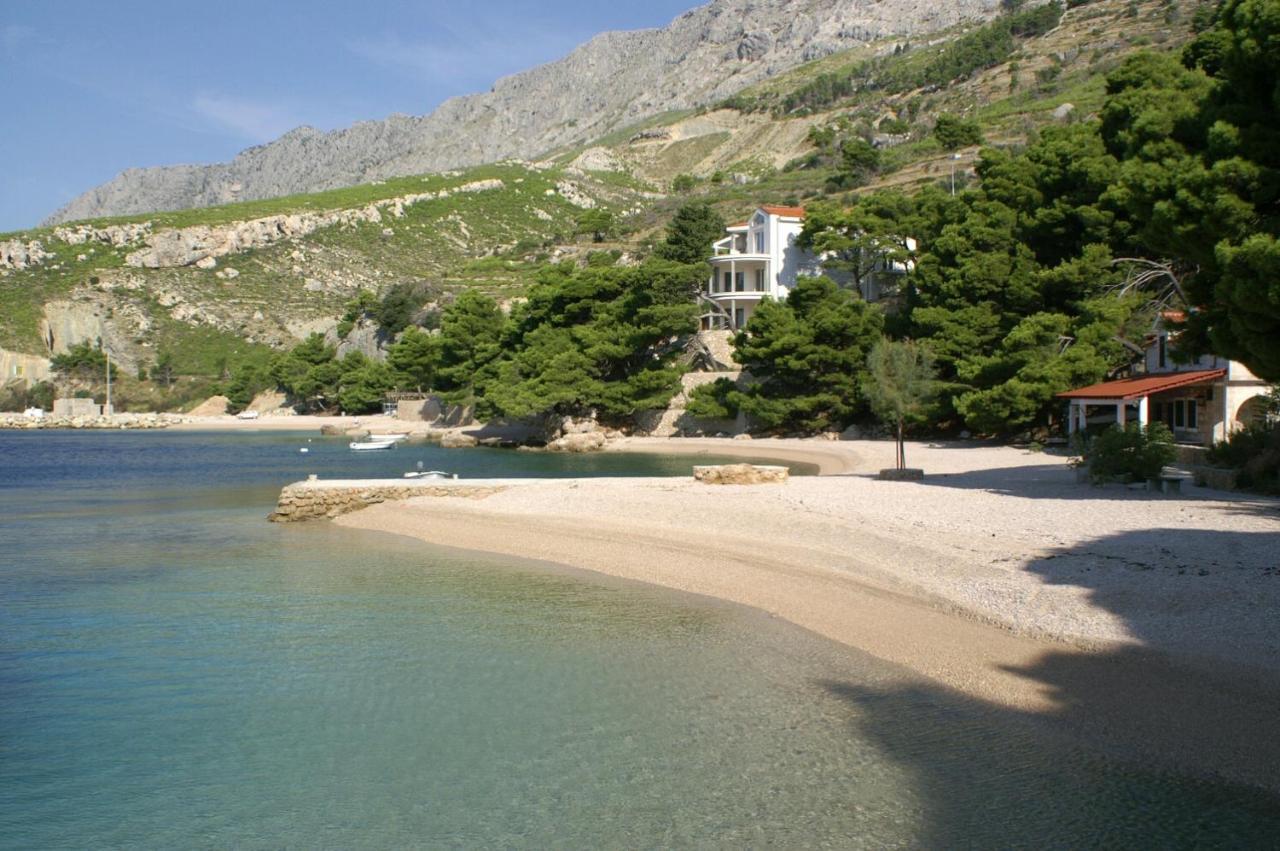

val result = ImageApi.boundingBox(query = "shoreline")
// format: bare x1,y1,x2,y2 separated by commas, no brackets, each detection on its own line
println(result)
334,438,1280,791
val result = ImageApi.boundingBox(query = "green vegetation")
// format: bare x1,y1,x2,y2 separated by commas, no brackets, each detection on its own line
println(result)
932,114,984,149
50,341,117,385
864,339,939,469
654,203,725,265
729,277,884,433
768,3,1064,116
1208,421,1280,494
1083,422,1176,482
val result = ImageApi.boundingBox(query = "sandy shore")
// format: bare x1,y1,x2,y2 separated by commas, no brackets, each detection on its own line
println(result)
336,437,1280,789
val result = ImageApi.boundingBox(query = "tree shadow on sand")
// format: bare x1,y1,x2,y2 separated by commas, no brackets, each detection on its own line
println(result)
900,448,1280,519
818,527,1280,846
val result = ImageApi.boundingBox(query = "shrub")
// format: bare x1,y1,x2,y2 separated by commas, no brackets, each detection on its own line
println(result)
933,114,984,150
686,378,740,420
1086,422,1176,483
1207,423,1280,494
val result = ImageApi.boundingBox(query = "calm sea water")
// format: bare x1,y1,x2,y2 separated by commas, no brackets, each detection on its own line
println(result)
1,430,1278,848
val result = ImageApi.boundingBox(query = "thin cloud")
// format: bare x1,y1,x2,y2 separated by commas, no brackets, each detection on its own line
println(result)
190,94,301,142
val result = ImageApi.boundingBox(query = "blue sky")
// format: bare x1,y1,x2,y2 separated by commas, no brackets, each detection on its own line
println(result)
0,0,699,232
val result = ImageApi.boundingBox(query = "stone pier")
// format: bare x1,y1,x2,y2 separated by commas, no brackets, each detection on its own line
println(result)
269,477,508,522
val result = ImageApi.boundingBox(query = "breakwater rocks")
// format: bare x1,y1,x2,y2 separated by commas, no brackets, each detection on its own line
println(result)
269,478,507,522
0,413,188,430
692,464,789,485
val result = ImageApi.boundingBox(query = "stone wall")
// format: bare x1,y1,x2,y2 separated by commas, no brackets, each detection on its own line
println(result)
0,412,182,429
269,480,507,522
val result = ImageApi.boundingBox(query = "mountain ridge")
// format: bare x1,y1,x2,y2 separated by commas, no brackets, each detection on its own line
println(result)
45,0,1009,225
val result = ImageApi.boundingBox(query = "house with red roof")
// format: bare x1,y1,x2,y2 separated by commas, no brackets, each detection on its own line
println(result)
703,205,817,330
1057,314,1270,444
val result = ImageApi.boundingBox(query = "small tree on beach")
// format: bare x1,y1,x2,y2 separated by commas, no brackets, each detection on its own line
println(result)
863,338,939,470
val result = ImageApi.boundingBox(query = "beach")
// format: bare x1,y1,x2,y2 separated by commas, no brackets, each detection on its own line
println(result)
337,437,1280,789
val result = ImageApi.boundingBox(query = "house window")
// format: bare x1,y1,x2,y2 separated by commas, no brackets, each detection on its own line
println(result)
1158,334,1167,369
722,271,732,292
734,308,746,328
755,268,765,290
1170,399,1198,430
734,272,745,292
755,231,764,253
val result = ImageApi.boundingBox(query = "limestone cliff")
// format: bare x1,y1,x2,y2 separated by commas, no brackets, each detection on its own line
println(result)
45,0,1005,223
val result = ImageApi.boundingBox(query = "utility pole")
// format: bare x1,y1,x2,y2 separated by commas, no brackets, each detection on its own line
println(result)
105,349,112,415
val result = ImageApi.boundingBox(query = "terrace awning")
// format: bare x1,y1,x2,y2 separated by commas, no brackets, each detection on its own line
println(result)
1055,369,1225,401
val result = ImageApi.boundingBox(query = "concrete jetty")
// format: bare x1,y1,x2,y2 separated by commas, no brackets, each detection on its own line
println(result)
268,477,513,522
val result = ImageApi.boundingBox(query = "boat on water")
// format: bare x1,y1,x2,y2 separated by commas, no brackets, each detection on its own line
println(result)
349,440,395,451
403,470,458,480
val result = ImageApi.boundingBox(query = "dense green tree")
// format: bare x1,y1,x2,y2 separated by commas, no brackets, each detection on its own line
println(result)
800,195,919,297
486,260,699,422
731,277,884,433
386,327,441,391
374,282,434,335
863,339,939,469
336,352,398,414
833,138,882,187
435,291,506,406
932,114,984,150
655,202,726,265
575,209,616,243
269,333,340,411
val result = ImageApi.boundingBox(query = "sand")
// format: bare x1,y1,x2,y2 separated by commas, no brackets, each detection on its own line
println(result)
336,437,1280,789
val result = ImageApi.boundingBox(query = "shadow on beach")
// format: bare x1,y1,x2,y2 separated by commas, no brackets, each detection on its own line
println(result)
819,526,1280,844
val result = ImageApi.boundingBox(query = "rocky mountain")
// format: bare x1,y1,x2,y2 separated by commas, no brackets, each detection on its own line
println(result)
46,0,1008,224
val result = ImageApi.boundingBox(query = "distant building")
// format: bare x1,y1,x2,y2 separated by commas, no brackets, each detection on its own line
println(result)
701,205,913,330
1057,313,1270,444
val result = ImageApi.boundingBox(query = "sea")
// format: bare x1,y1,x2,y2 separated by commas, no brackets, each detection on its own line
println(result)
1,430,1278,847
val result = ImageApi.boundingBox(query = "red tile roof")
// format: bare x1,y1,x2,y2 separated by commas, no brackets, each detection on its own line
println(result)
1056,369,1226,401
760,204,806,218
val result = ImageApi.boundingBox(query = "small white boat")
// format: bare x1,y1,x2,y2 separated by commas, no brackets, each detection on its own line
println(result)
403,470,458,480
349,440,395,451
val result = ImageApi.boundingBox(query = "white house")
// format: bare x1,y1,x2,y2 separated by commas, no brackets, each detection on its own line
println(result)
703,205,815,331
701,205,914,330
1058,313,1271,444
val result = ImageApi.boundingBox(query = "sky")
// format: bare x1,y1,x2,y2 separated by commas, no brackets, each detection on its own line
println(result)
0,0,699,232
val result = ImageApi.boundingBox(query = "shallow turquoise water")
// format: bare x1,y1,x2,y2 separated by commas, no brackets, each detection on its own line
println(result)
1,431,1278,847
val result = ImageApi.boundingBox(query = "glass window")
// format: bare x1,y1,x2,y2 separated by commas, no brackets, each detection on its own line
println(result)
1158,335,1167,368
722,272,731,292
755,231,764,253
755,269,765,290
735,272,745,292
1174,400,1185,428
1187,400,1197,428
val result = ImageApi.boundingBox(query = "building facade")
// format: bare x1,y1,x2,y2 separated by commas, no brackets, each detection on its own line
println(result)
703,205,816,331
701,205,913,330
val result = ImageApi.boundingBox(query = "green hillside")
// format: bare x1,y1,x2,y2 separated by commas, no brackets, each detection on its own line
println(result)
0,0,1205,406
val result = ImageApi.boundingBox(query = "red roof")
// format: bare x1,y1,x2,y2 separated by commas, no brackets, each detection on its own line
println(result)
1056,369,1225,401
759,204,806,218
